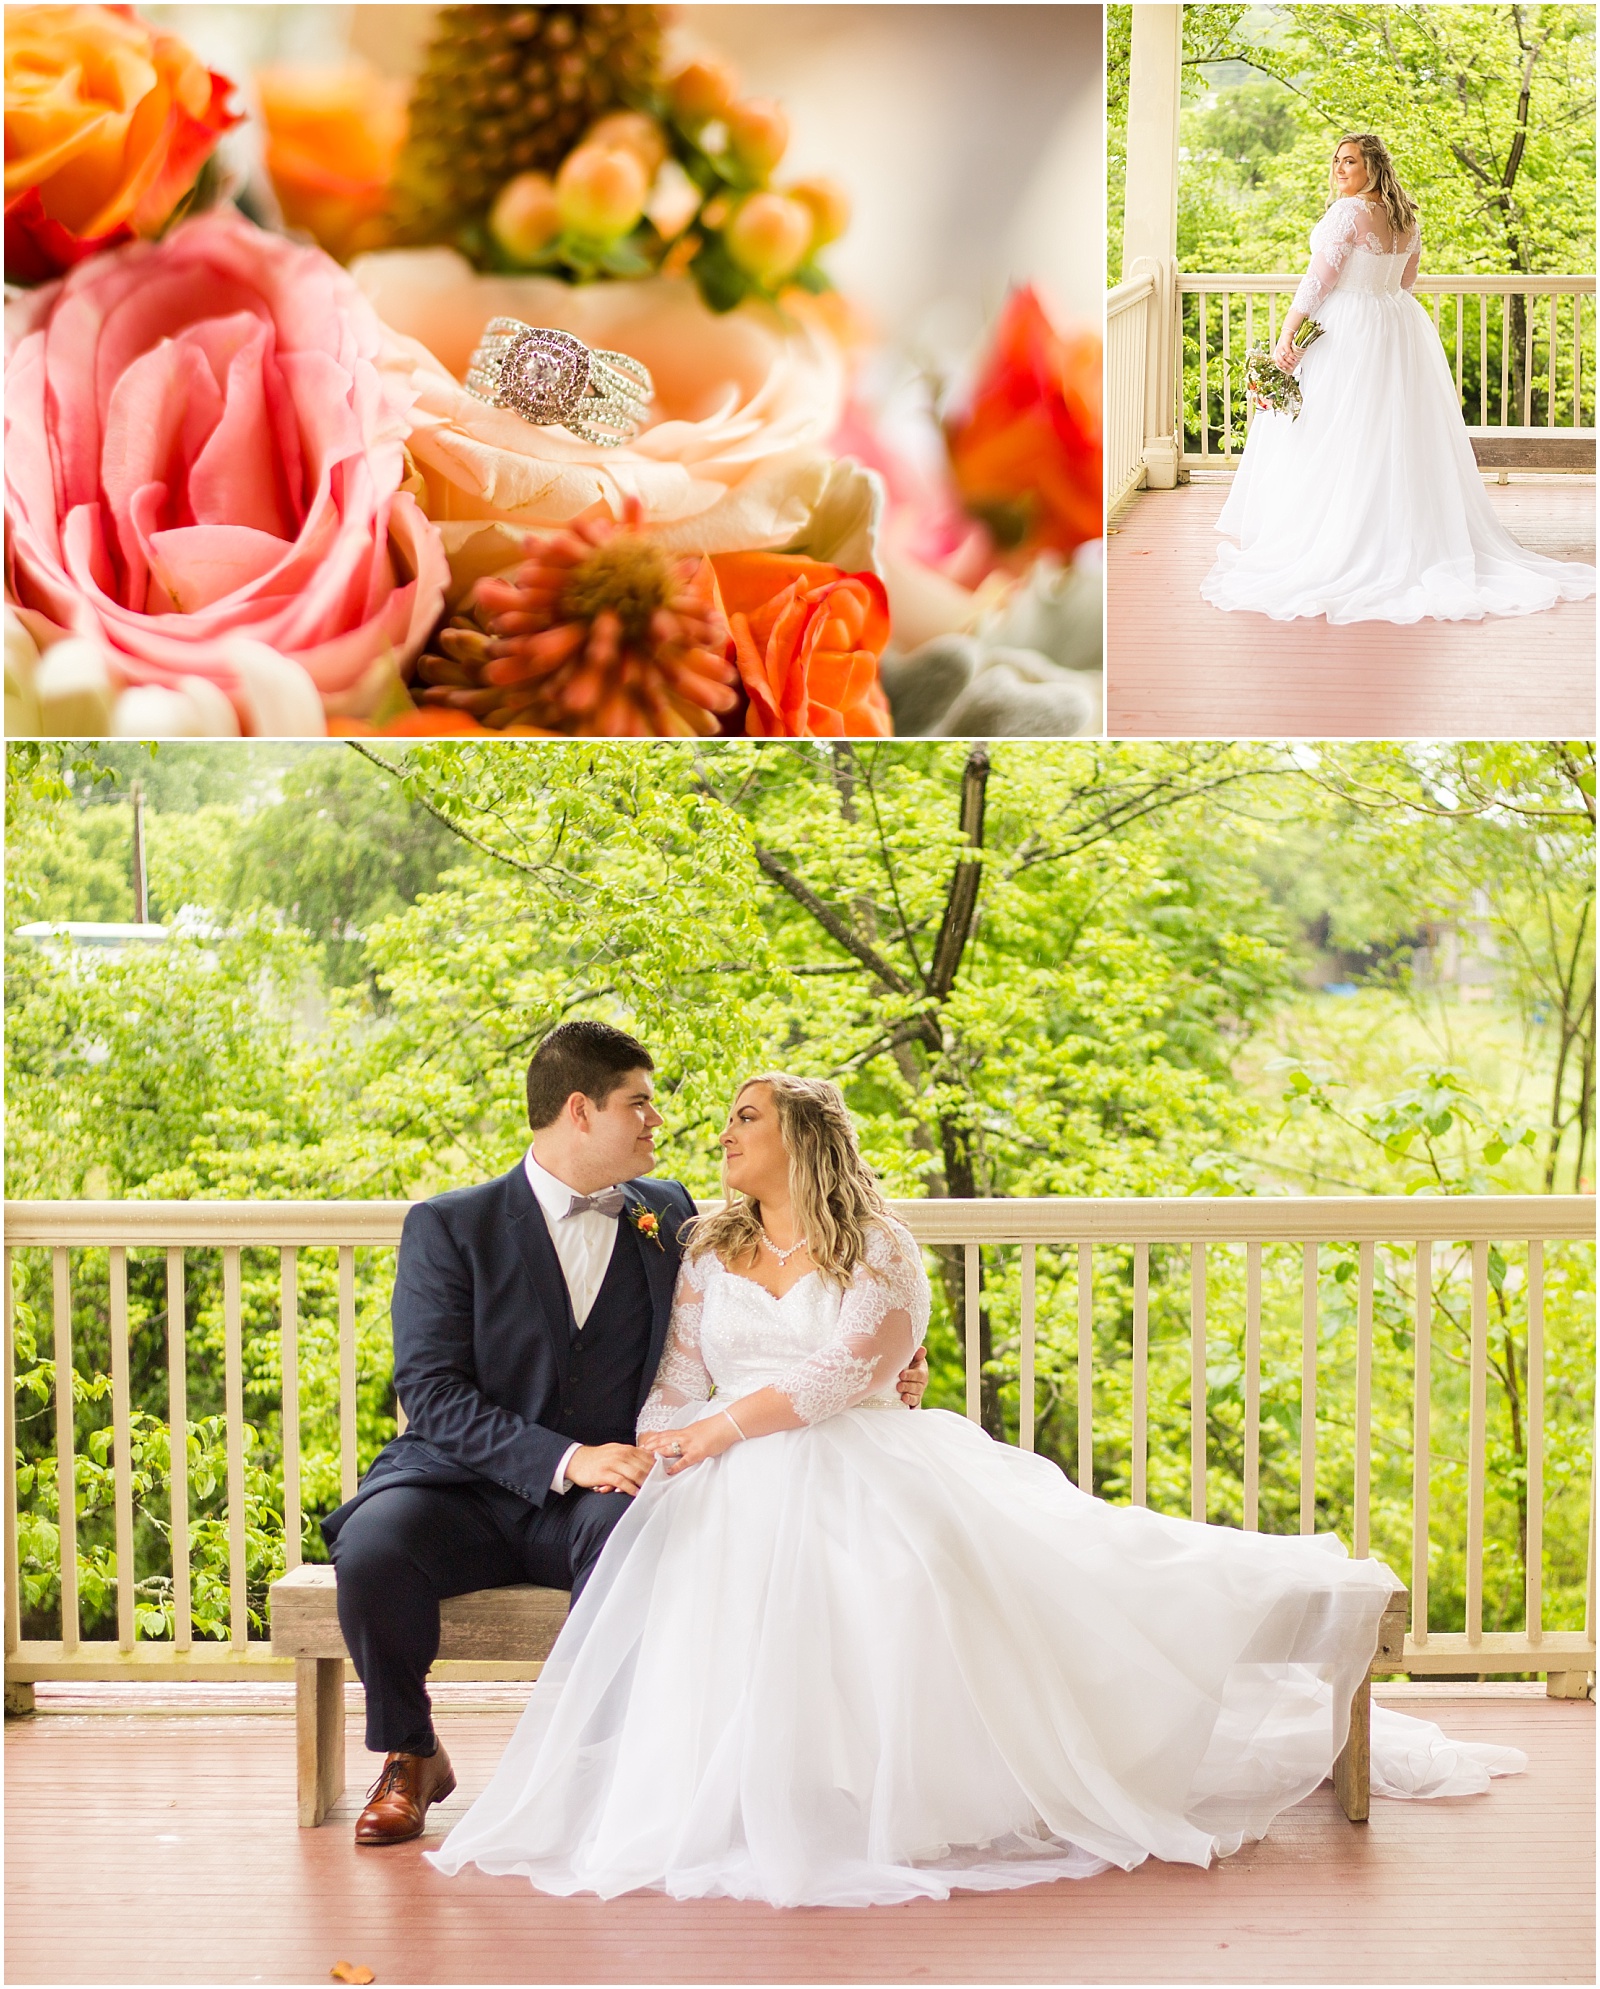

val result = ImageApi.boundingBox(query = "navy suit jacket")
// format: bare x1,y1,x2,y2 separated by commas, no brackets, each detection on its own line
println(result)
321,1163,696,1544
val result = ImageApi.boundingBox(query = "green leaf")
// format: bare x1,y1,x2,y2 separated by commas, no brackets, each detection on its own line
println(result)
786,259,832,295
688,235,751,313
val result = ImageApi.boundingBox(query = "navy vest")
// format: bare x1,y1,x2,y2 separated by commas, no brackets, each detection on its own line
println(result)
554,1225,655,1448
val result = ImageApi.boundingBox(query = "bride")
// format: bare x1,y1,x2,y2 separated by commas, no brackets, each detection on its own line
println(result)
1201,132,1596,624
430,1073,1524,1908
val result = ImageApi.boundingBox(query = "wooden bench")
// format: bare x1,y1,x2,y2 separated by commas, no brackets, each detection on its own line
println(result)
1467,426,1596,473
271,1565,1409,1831
1334,1586,1409,1822
269,1564,568,1826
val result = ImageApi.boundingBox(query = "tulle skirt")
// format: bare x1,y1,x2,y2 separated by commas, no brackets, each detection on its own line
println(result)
1201,284,1597,623
430,1404,1525,1908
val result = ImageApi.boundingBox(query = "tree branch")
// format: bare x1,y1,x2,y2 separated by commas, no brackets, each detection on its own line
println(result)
344,742,549,879
749,845,918,997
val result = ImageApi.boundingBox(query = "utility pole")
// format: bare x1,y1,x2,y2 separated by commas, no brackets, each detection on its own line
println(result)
131,780,148,924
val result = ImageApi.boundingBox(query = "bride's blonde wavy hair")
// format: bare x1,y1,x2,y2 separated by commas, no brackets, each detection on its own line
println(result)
1328,133,1418,238
685,1074,891,1287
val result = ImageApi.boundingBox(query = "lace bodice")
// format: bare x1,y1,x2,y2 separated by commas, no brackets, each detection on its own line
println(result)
1291,196,1421,315
637,1217,931,1431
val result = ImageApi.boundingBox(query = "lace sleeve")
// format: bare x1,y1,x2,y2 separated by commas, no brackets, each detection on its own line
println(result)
1291,200,1361,316
772,1219,931,1426
1401,222,1421,293
637,1251,715,1433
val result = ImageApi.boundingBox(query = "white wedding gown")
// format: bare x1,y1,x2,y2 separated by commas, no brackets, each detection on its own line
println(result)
431,1220,1525,1908
1201,195,1596,623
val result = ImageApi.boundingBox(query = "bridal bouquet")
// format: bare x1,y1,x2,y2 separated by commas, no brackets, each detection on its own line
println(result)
1243,319,1324,420
4,2,906,738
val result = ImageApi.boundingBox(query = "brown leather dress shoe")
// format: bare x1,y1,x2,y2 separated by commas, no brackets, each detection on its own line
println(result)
354,1744,457,1846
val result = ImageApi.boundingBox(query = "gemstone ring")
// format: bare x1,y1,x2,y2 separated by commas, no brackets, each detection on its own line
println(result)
463,319,653,448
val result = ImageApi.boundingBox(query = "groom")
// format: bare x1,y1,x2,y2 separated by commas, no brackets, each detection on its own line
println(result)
323,1020,928,1846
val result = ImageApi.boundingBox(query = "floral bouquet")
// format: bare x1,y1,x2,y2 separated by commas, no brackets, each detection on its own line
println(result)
1243,319,1325,420
4,4,1096,740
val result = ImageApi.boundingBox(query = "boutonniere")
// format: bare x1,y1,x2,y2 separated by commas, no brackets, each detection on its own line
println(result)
628,1204,665,1249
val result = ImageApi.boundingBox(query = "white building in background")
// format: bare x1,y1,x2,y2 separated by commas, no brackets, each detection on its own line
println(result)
10,921,170,960
11,908,225,964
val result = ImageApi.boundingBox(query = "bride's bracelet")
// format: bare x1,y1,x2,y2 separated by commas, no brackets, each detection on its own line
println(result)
722,1406,749,1443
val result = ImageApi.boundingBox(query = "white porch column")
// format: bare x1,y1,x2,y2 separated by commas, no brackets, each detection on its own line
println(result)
1121,4,1182,488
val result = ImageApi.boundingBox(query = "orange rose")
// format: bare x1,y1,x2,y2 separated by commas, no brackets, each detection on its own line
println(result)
4,5,239,281
712,552,892,738
256,65,408,263
944,285,1101,562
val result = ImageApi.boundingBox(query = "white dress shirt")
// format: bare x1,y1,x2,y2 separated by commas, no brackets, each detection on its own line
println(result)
523,1148,624,1495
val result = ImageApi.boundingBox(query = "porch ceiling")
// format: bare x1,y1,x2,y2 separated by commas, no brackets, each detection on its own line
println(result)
1107,477,1597,738
5,1684,1592,1985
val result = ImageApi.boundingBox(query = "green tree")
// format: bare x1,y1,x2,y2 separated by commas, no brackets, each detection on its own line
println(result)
1109,6,1595,431
228,747,466,990
4,740,1590,1653
358,739,1294,1429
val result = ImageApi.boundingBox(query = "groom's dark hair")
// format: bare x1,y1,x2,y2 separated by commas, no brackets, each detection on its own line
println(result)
526,1020,655,1129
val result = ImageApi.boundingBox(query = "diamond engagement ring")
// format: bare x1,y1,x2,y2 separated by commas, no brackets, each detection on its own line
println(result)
463,319,653,447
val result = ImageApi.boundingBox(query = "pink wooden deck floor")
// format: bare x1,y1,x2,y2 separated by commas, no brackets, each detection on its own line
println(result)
1106,476,1596,737
5,1682,1592,1985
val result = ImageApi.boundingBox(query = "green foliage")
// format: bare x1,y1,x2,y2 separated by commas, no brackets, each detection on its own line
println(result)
1109,6,1596,310
4,739,1591,1658
227,749,465,990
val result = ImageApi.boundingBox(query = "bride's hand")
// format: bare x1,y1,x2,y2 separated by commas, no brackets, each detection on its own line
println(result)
639,1416,741,1475
1274,337,1300,373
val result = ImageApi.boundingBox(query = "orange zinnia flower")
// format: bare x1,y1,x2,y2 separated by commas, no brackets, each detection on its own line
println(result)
328,710,558,738
711,552,892,739
409,505,741,738
944,285,1101,562
5,4,240,281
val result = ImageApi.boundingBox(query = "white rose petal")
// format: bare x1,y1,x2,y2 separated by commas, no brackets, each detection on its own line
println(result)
34,637,118,737
111,678,243,738
175,675,244,737
5,607,43,736
779,457,884,572
219,639,327,737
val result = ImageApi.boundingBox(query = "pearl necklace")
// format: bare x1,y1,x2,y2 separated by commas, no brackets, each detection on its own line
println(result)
759,1230,810,1266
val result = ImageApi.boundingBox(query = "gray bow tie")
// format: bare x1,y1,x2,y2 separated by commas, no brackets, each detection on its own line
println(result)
564,1188,626,1219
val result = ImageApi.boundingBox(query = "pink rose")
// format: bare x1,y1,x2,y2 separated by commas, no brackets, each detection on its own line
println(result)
4,208,448,729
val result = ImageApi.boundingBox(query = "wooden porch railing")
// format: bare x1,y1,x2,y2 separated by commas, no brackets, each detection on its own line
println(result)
5,1196,1594,1697
1177,273,1597,471
1107,272,1157,517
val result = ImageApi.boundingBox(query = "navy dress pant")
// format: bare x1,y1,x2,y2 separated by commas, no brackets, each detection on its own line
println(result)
329,1479,630,1754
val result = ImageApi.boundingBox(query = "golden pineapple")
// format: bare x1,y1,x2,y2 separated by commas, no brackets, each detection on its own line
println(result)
393,4,664,249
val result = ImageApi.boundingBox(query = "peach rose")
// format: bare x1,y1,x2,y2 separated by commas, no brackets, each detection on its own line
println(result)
945,285,1102,562
712,551,891,738
4,208,449,732
255,64,408,263
350,253,849,575
4,5,240,281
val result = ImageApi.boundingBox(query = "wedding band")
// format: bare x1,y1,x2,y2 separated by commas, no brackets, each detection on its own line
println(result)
665,1442,683,1458
463,318,653,447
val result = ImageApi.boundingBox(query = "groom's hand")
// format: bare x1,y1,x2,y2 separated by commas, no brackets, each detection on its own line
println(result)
896,1346,930,1409
567,1443,654,1496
